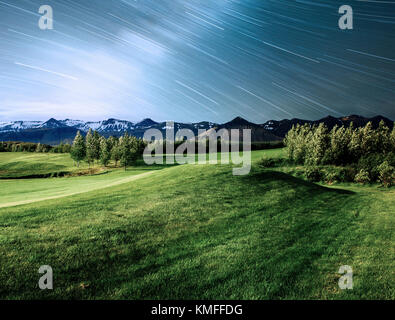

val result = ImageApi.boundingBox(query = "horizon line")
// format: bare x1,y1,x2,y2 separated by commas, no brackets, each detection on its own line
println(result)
0,113,394,126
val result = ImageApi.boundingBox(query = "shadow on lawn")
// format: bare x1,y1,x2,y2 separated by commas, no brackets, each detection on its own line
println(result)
243,169,355,195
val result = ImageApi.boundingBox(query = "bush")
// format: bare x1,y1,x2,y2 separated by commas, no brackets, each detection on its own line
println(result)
324,170,338,184
378,161,394,187
337,166,355,182
305,166,323,182
385,152,395,167
259,157,276,168
355,169,371,184
357,153,383,181
321,166,356,183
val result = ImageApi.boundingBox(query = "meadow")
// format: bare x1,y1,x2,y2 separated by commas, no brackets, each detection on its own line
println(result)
0,149,393,299
0,152,83,178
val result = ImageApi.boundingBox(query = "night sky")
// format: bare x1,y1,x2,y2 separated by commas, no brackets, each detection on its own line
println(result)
0,0,394,123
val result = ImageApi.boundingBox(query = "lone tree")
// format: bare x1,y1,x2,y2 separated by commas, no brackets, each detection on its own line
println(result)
71,131,86,167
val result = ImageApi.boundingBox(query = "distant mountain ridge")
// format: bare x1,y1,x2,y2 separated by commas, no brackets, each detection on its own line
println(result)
0,114,393,145
261,114,394,138
0,118,155,133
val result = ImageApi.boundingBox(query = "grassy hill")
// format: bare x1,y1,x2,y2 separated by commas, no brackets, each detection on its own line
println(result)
0,152,88,178
0,150,393,299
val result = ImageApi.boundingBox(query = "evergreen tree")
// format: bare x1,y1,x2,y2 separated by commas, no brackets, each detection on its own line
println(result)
100,137,111,167
377,120,390,153
136,138,146,155
284,125,297,160
283,120,395,184
120,133,138,171
111,138,121,167
349,126,363,162
107,136,117,153
293,124,310,164
361,122,376,155
305,123,328,166
343,123,353,162
328,125,350,165
70,131,86,167
92,131,101,163
130,136,140,160
389,123,395,152
86,129,95,167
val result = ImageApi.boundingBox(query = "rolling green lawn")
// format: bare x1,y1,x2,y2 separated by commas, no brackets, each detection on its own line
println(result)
0,153,173,207
0,152,89,178
0,169,155,208
0,150,393,299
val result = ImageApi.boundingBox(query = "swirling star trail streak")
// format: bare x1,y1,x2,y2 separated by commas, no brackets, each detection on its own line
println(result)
0,0,394,122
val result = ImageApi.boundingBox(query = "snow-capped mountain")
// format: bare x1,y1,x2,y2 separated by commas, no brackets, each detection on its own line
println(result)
0,120,43,132
96,118,137,132
0,115,392,145
39,118,65,129
134,118,158,129
57,118,158,132
0,117,215,144
0,118,141,133
58,119,86,130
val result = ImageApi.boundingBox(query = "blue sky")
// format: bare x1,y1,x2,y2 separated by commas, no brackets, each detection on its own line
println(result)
0,0,394,123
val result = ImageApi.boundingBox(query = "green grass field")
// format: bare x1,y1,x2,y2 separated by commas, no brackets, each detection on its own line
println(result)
0,150,393,299
0,152,91,178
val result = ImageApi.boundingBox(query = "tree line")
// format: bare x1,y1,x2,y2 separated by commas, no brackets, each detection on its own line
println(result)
0,141,70,153
284,120,395,186
70,129,145,170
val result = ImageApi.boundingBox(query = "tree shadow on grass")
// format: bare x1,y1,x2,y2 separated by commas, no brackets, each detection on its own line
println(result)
128,159,180,171
124,164,179,172
242,170,354,195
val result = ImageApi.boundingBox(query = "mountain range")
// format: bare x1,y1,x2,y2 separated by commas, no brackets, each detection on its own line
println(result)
0,115,393,145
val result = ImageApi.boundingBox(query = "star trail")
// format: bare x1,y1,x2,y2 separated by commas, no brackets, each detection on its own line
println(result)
0,0,394,123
